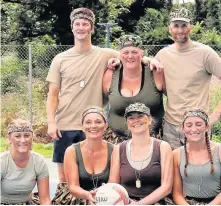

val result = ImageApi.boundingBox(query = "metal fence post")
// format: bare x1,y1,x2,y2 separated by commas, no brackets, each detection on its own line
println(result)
97,23,118,120
28,44,33,125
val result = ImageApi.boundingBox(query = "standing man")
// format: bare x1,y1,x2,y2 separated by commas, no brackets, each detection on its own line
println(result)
155,8,221,149
46,8,118,184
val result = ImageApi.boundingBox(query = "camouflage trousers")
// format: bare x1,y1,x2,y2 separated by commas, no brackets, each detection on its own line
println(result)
52,183,87,205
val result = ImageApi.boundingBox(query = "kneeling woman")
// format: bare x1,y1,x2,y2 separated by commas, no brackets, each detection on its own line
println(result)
0,119,51,205
109,102,173,204
63,107,114,204
173,109,221,205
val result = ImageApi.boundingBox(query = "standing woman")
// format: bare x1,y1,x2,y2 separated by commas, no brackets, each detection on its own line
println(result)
0,119,51,205
103,35,165,144
173,109,221,205
62,106,114,204
109,102,173,205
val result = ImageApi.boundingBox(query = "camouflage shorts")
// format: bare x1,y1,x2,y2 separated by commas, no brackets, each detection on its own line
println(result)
52,182,87,205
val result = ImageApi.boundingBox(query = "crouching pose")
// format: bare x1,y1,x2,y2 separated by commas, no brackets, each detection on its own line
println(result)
0,119,51,205
109,102,173,205
53,107,114,204
173,109,221,205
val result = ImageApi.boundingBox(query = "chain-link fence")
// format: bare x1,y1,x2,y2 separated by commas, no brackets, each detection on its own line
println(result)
1,44,221,138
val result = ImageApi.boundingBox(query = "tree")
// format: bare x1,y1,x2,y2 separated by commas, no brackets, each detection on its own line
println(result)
135,8,172,46
2,0,172,45
194,0,207,23
206,0,221,34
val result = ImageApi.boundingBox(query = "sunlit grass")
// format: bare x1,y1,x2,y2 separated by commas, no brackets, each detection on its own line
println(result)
0,138,53,158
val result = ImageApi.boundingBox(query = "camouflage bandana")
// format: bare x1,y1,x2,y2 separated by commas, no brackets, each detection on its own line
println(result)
8,126,33,134
82,108,106,123
170,8,191,23
183,109,209,124
124,102,150,118
118,35,143,49
70,13,95,25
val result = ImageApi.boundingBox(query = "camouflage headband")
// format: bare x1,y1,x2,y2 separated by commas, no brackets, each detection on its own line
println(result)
118,35,143,49
82,108,106,123
125,102,150,118
8,126,33,134
70,13,95,25
170,8,191,23
183,110,209,124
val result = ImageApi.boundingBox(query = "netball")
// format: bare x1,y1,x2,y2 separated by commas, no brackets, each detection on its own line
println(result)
95,183,129,205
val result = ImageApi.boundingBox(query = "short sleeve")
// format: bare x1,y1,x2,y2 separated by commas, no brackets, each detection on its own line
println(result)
204,47,221,78
102,48,119,59
46,55,62,85
33,153,49,180
0,152,8,179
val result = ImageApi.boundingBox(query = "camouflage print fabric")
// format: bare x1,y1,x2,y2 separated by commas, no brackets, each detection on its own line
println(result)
103,127,129,144
186,197,213,205
124,102,150,118
103,127,163,145
0,192,40,205
170,7,192,23
118,35,143,50
162,196,213,205
52,183,87,205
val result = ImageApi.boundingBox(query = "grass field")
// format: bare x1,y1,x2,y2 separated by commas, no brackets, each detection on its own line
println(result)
0,138,53,158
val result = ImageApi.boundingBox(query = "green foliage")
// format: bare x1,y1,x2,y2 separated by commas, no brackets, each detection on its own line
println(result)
25,36,56,80
135,8,171,45
1,55,28,94
206,0,221,34
0,138,53,158
1,79,48,140
190,22,221,51
210,81,221,141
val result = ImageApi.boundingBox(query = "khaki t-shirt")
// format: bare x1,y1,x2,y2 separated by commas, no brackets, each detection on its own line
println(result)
0,151,49,204
156,41,221,125
46,47,118,130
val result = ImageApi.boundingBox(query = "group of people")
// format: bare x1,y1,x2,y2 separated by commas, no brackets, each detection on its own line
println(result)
1,105,220,205
1,6,221,206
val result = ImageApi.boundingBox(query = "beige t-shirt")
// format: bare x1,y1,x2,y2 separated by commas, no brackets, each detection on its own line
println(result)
46,47,118,130
156,41,221,125
0,151,49,204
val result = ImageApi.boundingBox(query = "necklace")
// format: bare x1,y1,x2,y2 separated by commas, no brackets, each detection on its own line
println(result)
128,138,153,188
92,174,99,190
134,161,144,188
80,80,85,88
189,149,205,193
194,164,204,193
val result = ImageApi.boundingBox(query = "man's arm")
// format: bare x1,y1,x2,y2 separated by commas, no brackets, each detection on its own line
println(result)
107,56,164,71
46,83,62,140
209,102,221,127
102,69,113,106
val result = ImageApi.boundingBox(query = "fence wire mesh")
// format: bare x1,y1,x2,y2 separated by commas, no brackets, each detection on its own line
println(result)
1,44,221,138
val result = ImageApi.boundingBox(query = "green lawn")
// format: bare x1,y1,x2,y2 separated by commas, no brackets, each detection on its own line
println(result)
0,138,53,158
